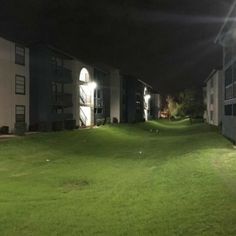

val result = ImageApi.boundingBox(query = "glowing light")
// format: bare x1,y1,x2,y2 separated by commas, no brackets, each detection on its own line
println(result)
79,68,90,82
89,81,97,90
145,94,151,100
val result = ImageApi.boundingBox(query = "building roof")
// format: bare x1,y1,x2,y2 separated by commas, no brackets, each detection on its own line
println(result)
204,69,222,83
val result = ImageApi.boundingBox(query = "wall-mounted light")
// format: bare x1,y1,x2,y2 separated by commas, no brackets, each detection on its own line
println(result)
89,81,97,90
144,94,151,100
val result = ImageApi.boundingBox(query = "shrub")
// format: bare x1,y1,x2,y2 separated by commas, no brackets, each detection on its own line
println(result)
64,120,76,130
38,122,52,132
0,126,9,134
14,123,26,136
52,121,64,131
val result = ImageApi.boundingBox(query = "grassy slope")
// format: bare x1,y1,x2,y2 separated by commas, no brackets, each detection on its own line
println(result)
0,120,236,235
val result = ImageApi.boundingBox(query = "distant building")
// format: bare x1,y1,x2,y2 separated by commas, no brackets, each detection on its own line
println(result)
215,1,236,142
30,45,95,130
204,69,223,126
0,39,159,133
0,37,30,132
150,93,161,119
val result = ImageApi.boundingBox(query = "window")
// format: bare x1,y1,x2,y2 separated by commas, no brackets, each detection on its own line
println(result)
15,105,25,123
225,104,233,116
15,75,25,95
94,108,103,114
233,104,236,116
15,45,25,65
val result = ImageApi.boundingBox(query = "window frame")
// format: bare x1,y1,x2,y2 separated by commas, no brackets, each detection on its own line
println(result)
15,75,25,95
225,104,233,116
15,105,26,123
15,44,25,66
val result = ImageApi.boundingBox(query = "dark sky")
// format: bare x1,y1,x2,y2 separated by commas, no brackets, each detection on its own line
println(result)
0,0,234,93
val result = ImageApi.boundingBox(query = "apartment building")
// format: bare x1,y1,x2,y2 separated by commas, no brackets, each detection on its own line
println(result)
215,1,236,142
0,39,159,133
30,45,95,130
0,37,29,133
204,69,223,126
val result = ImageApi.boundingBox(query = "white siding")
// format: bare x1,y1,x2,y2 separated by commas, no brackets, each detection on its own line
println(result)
0,37,29,132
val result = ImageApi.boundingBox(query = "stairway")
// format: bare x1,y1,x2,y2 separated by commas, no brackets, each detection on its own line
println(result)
80,107,87,127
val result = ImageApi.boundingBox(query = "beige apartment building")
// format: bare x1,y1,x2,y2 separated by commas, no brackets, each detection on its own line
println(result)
0,37,29,132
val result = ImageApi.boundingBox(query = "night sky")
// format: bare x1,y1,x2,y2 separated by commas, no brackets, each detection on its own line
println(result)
0,0,234,93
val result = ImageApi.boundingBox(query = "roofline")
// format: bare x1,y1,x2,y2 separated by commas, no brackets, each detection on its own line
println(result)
204,69,222,83
215,0,236,43
138,79,153,89
0,34,30,48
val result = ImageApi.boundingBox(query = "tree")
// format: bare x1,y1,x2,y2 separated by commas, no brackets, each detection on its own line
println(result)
166,95,178,118
178,89,204,120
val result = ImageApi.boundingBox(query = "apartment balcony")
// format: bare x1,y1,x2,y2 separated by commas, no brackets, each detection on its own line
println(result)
52,93,73,108
94,99,104,108
52,67,73,84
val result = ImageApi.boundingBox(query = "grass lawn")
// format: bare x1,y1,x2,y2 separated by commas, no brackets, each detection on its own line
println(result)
0,120,236,235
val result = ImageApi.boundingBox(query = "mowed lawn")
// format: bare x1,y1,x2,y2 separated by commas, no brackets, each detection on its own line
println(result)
0,120,236,236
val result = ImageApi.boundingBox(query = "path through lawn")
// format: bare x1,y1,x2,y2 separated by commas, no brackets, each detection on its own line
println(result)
0,120,236,235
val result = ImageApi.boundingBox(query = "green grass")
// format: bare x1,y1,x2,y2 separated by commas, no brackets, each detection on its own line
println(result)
0,119,236,235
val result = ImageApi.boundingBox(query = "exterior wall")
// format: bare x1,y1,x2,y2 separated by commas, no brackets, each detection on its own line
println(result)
122,76,146,123
30,46,73,130
94,68,110,125
205,70,223,126
150,93,161,119
110,69,122,123
0,37,29,132
217,20,236,142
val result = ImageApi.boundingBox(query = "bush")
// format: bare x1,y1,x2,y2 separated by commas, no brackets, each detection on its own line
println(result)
29,123,39,132
14,123,26,136
64,120,76,130
38,122,52,132
113,117,118,124
0,126,9,134
96,118,105,126
52,121,64,131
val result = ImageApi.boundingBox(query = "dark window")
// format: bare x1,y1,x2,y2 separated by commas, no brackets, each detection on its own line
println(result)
15,45,25,65
15,75,25,95
16,105,25,123
233,104,236,116
225,104,233,116
97,90,101,99
94,108,103,114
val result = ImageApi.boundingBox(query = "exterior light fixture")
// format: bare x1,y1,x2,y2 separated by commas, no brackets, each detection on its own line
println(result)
89,81,97,90
145,94,151,100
